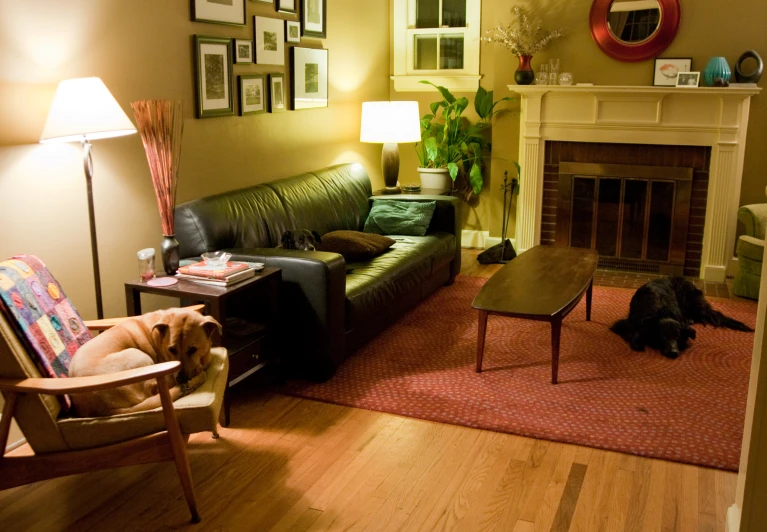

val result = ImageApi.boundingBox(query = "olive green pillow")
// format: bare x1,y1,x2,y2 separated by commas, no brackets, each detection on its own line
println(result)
317,230,396,260
363,200,436,236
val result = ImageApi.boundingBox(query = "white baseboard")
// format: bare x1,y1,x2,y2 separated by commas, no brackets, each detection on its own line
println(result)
727,504,740,532
461,230,489,249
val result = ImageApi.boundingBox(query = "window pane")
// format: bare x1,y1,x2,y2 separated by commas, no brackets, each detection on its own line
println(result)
439,35,464,69
620,179,648,260
442,0,466,27
416,0,440,28
414,35,438,70
596,178,621,257
571,177,595,249
646,181,675,261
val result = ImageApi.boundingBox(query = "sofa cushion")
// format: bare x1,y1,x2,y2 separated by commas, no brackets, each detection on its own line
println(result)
345,232,455,329
737,235,765,263
363,200,436,236
318,231,395,261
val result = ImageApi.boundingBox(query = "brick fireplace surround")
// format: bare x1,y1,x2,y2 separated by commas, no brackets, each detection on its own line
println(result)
510,85,761,282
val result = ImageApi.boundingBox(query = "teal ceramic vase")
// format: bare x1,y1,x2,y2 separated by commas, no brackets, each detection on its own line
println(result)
702,57,732,87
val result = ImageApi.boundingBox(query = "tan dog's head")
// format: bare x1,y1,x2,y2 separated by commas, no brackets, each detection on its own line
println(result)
151,309,222,383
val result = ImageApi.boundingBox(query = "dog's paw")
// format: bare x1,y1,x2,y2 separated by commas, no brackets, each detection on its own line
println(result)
187,369,207,391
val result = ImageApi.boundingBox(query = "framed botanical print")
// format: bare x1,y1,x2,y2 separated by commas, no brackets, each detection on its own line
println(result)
286,20,301,43
269,73,287,113
192,0,246,26
301,0,326,39
276,0,297,14
290,47,328,110
234,39,254,63
254,16,285,66
239,75,267,115
194,35,234,118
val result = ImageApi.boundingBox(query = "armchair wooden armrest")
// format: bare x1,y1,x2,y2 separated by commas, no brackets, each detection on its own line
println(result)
0,361,181,395
84,304,205,331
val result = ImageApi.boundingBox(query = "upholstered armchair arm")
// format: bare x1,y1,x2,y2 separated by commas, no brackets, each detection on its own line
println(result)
84,304,205,331
738,204,767,240
370,194,462,278
0,361,181,394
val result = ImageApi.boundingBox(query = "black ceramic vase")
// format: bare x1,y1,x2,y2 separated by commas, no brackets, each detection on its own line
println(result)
161,235,180,275
515,55,535,85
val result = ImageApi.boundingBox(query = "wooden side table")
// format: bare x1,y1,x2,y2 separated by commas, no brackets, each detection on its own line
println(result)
125,267,281,426
372,187,452,196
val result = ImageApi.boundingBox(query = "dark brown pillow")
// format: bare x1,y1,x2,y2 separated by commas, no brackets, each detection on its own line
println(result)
317,230,395,261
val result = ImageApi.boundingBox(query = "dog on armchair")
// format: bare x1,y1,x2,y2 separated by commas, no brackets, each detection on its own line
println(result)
69,308,222,417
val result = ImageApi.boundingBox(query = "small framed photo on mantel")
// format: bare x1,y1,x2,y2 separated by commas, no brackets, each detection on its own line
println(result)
194,35,234,119
192,0,246,26
653,58,692,86
676,71,701,87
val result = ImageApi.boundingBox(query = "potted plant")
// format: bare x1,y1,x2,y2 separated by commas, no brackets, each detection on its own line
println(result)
415,81,511,201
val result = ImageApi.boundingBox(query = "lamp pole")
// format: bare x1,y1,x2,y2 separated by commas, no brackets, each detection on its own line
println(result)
82,138,104,319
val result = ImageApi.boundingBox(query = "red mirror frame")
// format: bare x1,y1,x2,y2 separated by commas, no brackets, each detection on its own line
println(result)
589,0,681,63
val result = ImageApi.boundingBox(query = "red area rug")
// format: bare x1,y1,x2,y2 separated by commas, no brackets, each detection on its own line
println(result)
280,276,757,470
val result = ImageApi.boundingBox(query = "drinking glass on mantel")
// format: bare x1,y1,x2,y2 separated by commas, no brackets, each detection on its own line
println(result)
549,58,560,85
536,64,549,85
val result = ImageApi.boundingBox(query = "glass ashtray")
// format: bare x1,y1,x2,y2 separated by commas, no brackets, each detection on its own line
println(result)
201,251,232,267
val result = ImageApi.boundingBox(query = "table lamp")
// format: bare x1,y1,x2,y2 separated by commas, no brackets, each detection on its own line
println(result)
360,101,420,194
40,77,137,319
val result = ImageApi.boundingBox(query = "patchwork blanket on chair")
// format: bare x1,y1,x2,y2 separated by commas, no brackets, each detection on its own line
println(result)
0,255,92,410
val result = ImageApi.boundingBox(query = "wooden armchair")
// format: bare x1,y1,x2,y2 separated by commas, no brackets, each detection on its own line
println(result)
0,257,228,523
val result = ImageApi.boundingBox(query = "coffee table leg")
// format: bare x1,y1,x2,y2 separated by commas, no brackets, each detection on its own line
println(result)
586,280,593,322
476,310,488,373
551,317,562,384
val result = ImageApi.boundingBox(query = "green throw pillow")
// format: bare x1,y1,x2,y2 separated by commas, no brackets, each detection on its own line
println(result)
317,230,395,260
363,201,436,236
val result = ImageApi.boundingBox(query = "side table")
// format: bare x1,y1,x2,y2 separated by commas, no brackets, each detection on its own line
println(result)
372,187,452,196
125,267,281,427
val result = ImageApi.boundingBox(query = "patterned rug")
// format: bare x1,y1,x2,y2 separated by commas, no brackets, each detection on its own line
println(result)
279,276,758,470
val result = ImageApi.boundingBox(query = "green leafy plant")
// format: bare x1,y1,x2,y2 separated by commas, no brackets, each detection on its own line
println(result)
415,81,511,197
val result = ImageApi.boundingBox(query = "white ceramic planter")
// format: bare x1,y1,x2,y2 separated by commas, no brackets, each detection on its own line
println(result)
417,167,452,190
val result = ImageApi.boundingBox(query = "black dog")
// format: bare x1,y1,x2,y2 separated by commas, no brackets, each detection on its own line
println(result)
279,229,321,251
611,277,753,359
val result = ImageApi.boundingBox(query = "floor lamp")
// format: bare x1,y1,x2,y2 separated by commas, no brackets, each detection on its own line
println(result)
40,78,137,319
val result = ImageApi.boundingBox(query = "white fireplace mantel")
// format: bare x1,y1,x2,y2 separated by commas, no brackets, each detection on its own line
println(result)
509,84,761,281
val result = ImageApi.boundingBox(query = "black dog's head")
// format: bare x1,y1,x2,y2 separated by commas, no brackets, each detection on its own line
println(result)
281,229,322,251
656,318,697,359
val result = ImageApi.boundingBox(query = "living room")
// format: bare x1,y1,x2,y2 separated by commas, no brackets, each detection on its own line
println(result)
0,0,766,530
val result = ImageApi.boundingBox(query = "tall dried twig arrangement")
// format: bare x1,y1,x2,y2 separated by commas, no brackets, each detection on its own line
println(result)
131,100,184,236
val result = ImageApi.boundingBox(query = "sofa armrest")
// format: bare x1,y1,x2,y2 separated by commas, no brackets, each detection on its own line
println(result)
738,204,767,240
369,194,462,278
225,248,346,380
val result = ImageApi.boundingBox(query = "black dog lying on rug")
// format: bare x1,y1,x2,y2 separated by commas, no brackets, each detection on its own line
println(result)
611,277,753,359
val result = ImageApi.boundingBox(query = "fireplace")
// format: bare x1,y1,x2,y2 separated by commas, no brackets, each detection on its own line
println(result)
543,142,710,277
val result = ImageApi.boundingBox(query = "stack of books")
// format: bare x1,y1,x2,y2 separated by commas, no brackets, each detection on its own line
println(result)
176,261,256,286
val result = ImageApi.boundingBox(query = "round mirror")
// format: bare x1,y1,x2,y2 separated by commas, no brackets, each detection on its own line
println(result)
608,0,661,43
590,0,680,62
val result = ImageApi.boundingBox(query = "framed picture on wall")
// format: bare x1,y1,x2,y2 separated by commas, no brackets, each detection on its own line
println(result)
653,58,692,86
676,71,701,87
269,73,287,113
252,0,273,3
276,0,297,14
286,20,301,43
192,0,246,26
234,39,254,63
194,35,234,118
254,16,285,65
301,0,326,39
290,47,328,110
239,75,267,115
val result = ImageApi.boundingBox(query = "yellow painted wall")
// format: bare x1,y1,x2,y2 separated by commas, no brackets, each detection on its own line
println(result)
393,0,766,241
0,0,390,323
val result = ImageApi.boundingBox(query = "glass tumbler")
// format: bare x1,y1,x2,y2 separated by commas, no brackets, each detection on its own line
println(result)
536,63,549,85
137,248,156,282
549,58,560,85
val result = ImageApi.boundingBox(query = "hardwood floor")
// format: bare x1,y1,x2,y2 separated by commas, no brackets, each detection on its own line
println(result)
0,250,737,531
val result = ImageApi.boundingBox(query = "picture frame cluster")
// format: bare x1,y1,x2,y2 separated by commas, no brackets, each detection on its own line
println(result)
191,0,328,118
652,58,700,87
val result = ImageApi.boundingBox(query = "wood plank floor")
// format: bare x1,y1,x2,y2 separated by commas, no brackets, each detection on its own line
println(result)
0,250,738,531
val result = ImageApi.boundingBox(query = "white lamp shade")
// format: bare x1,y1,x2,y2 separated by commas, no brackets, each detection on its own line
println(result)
360,101,421,144
40,77,137,143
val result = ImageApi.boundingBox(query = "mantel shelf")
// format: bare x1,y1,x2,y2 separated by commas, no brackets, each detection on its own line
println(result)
508,84,762,97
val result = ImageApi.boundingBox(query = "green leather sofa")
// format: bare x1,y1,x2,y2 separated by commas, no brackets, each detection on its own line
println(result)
175,163,461,380
734,203,767,299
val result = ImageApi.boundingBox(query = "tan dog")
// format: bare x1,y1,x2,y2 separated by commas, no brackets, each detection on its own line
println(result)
70,308,222,418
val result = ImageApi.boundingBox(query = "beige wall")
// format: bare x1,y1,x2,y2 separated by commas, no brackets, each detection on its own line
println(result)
0,0,390,323
392,0,766,241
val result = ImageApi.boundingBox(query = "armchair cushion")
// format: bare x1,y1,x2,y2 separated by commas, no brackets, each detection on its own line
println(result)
738,204,767,240
56,347,228,450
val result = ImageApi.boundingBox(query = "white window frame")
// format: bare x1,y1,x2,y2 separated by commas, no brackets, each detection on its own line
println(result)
392,0,482,92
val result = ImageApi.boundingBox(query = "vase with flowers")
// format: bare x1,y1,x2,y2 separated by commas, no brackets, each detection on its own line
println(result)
131,100,184,275
482,6,565,85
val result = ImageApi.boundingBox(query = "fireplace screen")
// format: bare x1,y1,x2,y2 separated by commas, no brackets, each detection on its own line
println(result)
556,162,692,275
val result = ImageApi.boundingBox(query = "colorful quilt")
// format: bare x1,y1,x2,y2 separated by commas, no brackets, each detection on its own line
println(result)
0,255,93,410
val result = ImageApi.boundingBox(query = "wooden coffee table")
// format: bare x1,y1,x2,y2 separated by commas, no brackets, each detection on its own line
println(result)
472,246,599,384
